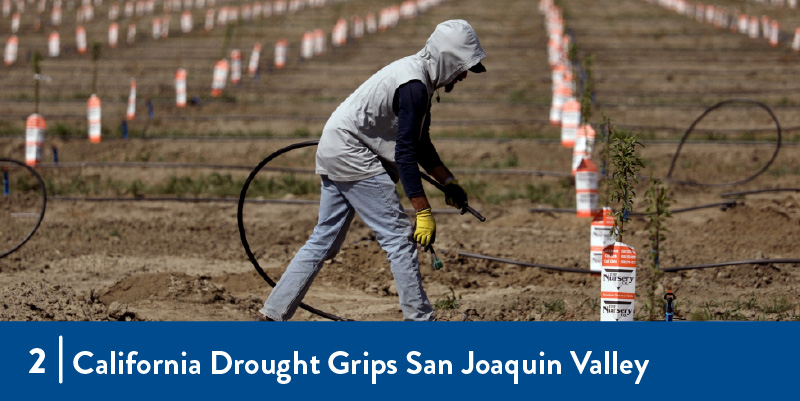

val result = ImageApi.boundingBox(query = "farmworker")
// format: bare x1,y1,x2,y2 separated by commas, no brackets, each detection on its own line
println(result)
257,19,486,321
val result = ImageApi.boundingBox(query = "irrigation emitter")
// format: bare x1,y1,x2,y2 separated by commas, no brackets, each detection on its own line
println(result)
425,245,444,270
664,291,676,322
2,167,8,196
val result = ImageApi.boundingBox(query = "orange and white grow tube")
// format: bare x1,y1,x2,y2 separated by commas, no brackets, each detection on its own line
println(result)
694,5,704,22
11,12,19,33
550,62,565,91
571,124,588,175
352,16,364,39
748,16,759,39
793,27,800,52
78,5,94,23
76,26,87,54
332,19,347,47
211,58,229,97
127,23,136,44
175,68,187,107
704,5,714,25
560,98,580,148
547,38,561,68
109,1,120,20
274,38,287,69
48,31,60,57
51,5,63,26
365,12,377,34
400,0,416,19
574,158,598,218
217,6,231,25
274,0,286,15
737,14,748,35
134,1,143,18
378,8,389,32
241,3,252,20
181,11,192,33
161,15,171,38
205,9,214,31
248,42,261,77
25,114,46,167
584,123,596,154
600,242,637,321
313,29,325,55
301,31,313,60
87,94,102,143
151,17,162,39
230,49,241,84
769,21,779,47
85,5,95,23
108,22,119,47
127,79,136,120
549,84,570,126
4,35,18,65
590,207,614,273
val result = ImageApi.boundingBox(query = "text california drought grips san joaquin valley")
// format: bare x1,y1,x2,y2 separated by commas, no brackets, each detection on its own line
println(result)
60,349,649,384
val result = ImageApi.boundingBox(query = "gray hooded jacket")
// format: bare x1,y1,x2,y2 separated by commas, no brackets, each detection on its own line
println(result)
315,19,486,182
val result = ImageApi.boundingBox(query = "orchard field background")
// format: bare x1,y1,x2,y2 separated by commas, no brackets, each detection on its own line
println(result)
1,0,799,321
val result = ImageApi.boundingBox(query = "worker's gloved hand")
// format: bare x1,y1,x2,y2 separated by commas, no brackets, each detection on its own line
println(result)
413,208,436,246
444,179,468,209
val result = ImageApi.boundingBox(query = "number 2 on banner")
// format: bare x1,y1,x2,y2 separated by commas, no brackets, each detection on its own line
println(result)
29,348,45,373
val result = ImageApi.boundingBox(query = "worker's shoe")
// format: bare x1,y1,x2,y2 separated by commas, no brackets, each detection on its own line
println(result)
254,313,274,322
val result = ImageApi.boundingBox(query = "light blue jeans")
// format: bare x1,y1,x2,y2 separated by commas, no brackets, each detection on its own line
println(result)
260,173,434,321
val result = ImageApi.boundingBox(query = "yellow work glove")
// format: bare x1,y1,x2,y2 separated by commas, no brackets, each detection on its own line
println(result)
444,179,468,210
413,208,436,246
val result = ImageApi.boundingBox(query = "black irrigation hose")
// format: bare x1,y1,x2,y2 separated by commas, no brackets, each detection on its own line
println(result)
528,200,741,215
49,195,471,217
39,161,315,173
235,139,349,321
721,188,800,198
52,196,320,205
666,99,782,187
665,200,740,214
456,250,800,275
661,259,800,273
37,160,575,178
454,251,592,274
0,158,47,259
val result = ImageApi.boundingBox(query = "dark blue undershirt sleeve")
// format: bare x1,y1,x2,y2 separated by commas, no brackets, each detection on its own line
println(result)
394,81,445,199
416,107,444,172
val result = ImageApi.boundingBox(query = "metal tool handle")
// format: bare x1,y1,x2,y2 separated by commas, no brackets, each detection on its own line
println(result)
461,205,486,222
419,172,486,222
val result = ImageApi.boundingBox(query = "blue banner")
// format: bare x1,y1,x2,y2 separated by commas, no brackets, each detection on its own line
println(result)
0,322,796,399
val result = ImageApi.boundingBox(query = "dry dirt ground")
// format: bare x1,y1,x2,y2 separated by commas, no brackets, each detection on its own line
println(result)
1,0,799,321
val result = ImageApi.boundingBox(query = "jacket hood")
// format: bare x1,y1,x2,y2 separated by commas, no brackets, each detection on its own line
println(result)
417,20,486,90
